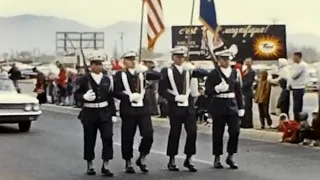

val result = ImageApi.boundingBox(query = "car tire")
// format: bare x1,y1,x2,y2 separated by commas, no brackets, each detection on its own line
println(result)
18,121,32,132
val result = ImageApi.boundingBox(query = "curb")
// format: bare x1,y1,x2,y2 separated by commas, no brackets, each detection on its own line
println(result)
40,104,282,143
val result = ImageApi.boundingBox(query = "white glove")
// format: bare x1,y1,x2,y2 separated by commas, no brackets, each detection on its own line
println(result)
83,89,96,101
214,82,229,93
112,116,118,123
182,62,196,71
129,93,141,102
135,64,148,73
238,109,245,117
174,95,187,103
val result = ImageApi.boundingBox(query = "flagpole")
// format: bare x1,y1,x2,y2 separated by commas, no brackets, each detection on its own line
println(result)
186,0,196,61
138,0,145,63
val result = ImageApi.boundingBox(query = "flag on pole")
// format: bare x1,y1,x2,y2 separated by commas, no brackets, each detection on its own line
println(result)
144,0,165,51
199,0,223,50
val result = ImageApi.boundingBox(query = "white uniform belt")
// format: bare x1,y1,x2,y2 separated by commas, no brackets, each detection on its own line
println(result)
83,101,108,108
215,93,235,98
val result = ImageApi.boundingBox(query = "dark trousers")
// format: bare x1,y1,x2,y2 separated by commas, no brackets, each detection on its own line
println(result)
167,114,197,156
258,103,273,127
121,115,154,160
159,103,168,117
81,118,113,161
292,89,304,121
212,114,240,156
196,109,208,122
241,95,253,128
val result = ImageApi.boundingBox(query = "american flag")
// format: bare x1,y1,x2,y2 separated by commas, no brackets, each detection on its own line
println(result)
144,0,165,51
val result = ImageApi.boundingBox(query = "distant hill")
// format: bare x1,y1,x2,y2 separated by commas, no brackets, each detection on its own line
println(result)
0,14,319,55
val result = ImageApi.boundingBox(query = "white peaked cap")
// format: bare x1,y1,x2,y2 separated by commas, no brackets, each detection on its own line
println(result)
122,51,137,58
170,46,188,56
86,50,108,61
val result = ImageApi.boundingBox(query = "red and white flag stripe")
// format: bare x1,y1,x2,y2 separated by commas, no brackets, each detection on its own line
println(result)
145,0,165,51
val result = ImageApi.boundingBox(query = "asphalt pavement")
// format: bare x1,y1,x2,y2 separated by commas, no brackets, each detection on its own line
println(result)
1,110,319,180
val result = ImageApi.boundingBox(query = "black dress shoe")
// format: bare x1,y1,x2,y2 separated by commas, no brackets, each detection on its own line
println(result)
86,161,96,175
136,157,149,173
213,156,224,169
101,166,114,177
183,160,197,172
226,156,238,169
125,160,136,174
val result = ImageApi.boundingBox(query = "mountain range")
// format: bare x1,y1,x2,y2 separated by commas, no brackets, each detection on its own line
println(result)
0,14,320,55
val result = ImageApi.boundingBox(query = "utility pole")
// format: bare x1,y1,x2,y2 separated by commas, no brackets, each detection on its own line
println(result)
271,18,279,25
120,32,124,54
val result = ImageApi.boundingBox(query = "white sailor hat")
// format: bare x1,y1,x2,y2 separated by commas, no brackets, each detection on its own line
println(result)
215,50,233,60
170,46,188,56
122,51,137,59
86,50,107,62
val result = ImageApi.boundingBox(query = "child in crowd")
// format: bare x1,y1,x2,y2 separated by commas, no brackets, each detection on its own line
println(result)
298,111,320,146
277,78,290,117
255,71,273,129
279,113,300,143
195,87,209,124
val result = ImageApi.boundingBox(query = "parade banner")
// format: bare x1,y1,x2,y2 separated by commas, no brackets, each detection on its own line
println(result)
171,25,287,61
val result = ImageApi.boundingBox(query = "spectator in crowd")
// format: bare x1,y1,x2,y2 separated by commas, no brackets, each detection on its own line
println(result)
241,58,255,128
8,63,21,88
269,65,281,115
57,64,67,105
255,71,273,129
33,68,47,104
279,113,300,143
47,71,56,104
288,52,308,121
195,87,209,124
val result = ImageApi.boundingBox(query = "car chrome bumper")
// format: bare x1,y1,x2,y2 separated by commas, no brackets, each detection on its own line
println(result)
0,110,42,123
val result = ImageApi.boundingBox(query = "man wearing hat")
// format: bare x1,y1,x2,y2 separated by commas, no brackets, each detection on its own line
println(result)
158,46,208,172
204,48,244,169
74,50,117,177
113,51,161,173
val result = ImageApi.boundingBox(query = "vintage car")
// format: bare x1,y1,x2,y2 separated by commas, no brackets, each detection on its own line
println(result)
0,74,41,132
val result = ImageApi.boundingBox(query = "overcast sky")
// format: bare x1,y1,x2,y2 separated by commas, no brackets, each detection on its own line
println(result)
0,0,318,34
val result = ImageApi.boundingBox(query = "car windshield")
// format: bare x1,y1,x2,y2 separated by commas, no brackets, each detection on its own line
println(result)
0,78,16,92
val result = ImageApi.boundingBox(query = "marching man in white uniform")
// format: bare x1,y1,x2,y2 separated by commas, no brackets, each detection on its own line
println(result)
158,46,208,172
74,50,118,177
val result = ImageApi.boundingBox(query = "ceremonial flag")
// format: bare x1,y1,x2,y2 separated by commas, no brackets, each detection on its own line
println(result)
199,0,223,49
144,0,165,51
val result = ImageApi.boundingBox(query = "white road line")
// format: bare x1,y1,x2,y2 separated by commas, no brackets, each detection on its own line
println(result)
112,142,213,165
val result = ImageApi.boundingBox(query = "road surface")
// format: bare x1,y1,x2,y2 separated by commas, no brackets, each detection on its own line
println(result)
0,110,319,180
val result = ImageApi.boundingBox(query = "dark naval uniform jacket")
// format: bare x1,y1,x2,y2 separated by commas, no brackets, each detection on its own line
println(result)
114,69,161,116
205,68,244,116
158,66,208,116
75,74,117,121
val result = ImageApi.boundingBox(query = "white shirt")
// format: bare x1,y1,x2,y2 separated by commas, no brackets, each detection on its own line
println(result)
220,66,232,78
90,72,103,85
128,68,135,75
174,64,183,74
288,61,308,89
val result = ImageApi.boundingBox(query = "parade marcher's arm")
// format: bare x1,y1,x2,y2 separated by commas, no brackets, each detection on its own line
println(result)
204,70,218,96
158,68,175,101
113,71,130,101
74,76,87,102
243,71,255,89
107,92,117,117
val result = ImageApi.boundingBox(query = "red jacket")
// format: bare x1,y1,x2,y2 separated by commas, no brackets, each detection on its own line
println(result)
234,63,243,77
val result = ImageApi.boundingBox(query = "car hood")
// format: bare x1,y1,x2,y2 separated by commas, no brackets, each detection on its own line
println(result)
0,92,39,104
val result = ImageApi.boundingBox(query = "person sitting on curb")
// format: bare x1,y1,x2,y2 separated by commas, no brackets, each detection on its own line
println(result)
279,113,300,143
298,111,320,146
